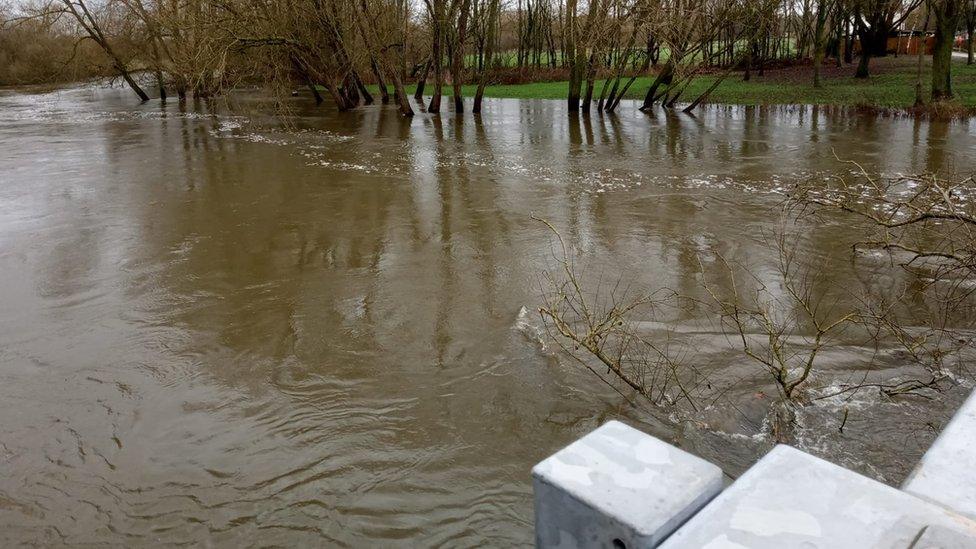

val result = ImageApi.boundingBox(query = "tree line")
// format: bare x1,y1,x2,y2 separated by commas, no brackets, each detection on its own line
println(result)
2,0,974,113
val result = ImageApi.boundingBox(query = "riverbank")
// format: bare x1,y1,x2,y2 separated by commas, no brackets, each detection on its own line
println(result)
390,56,976,111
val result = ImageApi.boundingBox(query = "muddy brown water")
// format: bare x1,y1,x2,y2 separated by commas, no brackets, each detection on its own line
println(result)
1,85,974,546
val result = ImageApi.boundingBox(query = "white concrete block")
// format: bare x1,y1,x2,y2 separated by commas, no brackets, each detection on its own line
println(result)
532,420,723,549
658,445,976,549
903,390,976,520
911,524,976,549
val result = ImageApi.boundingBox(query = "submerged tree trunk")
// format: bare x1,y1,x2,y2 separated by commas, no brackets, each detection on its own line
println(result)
605,74,636,112
387,70,414,116
414,60,429,102
640,62,673,111
308,82,324,104
567,58,584,110
323,82,354,111
353,0,413,116
291,56,322,105
581,54,597,113
429,0,445,113
684,69,731,112
473,0,499,114
371,60,390,104
451,0,472,113
148,37,166,101
156,69,167,101
117,65,151,101
343,72,362,105
606,46,650,113
353,70,374,105
565,0,582,110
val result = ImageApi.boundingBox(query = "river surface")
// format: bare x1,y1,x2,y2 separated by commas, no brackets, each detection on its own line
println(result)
1,85,974,546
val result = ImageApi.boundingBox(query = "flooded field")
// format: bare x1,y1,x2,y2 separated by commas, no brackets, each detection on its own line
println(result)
1,85,974,545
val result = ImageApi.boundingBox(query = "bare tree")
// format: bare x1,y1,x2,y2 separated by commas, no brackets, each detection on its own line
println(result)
812,0,838,87
472,0,500,113
848,0,922,78
929,0,964,100
354,0,414,115
49,0,149,100
426,0,446,113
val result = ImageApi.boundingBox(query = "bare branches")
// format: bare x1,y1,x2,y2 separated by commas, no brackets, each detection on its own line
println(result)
792,163,976,387
533,178,967,445
792,163,976,280
533,216,708,413
699,227,859,403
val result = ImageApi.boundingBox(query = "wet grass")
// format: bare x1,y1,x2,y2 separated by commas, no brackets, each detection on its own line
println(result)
386,57,976,109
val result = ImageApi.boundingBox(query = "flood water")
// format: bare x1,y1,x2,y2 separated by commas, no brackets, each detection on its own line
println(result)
1,85,974,546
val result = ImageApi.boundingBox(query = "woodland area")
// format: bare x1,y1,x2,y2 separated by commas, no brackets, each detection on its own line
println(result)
1,0,974,113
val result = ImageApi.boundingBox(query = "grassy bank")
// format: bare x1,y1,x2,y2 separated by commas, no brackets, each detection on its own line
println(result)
381,57,976,109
